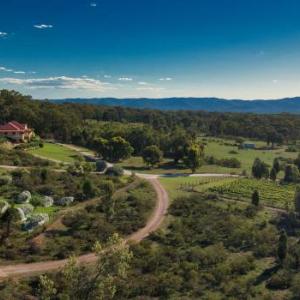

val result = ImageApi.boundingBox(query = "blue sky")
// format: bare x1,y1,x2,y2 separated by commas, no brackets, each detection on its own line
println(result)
1,0,300,99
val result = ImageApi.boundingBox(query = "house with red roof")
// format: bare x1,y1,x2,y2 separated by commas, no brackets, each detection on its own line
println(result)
0,121,34,143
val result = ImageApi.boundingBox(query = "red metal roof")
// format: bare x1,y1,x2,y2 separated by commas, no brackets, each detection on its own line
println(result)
0,121,28,132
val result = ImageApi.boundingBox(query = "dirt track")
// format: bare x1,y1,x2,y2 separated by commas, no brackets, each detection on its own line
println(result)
0,178,168,279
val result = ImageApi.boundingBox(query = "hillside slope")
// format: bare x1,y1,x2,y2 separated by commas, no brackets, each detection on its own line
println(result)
52,97,300,113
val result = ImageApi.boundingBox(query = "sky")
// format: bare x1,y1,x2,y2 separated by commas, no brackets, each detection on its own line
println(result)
1,0,300,99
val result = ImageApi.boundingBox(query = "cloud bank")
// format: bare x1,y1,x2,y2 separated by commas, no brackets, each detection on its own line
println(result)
0,76,114,91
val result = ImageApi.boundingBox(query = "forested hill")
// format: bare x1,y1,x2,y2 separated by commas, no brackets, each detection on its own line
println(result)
52,97,300,113
2,89,300,146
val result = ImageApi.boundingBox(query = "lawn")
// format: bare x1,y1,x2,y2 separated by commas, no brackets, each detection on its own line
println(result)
29,143,81,163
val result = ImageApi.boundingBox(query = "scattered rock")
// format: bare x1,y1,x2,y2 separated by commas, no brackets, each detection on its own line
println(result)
0,200,9,215
16,204,34,222
22,213,49,231
41,196,54,207
17,191,32,204
55,196,74,206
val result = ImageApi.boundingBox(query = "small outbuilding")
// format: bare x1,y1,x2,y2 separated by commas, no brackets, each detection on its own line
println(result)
242,143,256,149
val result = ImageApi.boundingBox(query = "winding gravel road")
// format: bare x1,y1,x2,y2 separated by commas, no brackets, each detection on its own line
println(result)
0,144,240,279
0,176,168,279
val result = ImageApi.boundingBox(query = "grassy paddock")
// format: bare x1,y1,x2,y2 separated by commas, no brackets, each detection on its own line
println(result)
29,143,81,163
118,137,298,175
201,137,297,174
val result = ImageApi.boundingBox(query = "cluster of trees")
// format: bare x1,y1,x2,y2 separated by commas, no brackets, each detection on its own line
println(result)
94,136,133,162
2,90,300,148
252,157,300,183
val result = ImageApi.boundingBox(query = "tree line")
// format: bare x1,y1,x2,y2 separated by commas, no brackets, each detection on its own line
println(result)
2,90,300,146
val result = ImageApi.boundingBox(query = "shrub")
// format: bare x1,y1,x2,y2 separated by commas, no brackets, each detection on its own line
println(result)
95,160,108,172
218,158,241,168
229,150,238,155
286,145,298,152
229,254,255,275
0,175,12,186
105,166,124,177
267,270,291,289
284,164,299,183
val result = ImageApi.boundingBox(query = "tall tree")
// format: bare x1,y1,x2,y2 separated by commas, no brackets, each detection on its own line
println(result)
109,136,134,162
252,158,269,179
277,230,288,264
184,143,204,173
294,153,300,171
142,145,163,168
284,165,300,183
270,167,277,181
273,158,281,174
94,137,133,162
294,186,300,215
168,129,191,163
252,190,260,206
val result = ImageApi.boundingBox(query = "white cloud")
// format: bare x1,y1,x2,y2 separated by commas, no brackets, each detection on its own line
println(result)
272,79,278,84
34,24,53,29
104,74,111,78
0,76,116,91
0,66,28,74
118,77,133,81
138,81,148,85
0,32,7,37
136,87,165,92
159,77,172,81
90,3,97,7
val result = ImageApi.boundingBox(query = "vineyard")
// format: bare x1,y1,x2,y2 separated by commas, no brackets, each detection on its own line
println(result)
160,176,236,200
209,178,296,209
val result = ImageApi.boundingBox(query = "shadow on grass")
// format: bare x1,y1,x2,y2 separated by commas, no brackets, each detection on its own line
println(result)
253,264,281,286
122,161,189,173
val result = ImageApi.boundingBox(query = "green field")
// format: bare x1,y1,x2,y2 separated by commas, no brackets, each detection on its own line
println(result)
118,137,298,175
29,143,81,163
202,137,298,174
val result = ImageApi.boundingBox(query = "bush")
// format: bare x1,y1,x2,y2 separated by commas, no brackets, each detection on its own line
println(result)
286,145,298,152
229,254,255,275
229,150,238,155
218,158,241,168
0,175,12,186
267,270,291,289
105,166,124,177
95,160,108,172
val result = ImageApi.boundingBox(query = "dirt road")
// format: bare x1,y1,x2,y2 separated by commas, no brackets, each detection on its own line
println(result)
0,178,168,279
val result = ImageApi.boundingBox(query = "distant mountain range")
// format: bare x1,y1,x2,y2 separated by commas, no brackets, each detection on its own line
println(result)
51,97,300,114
